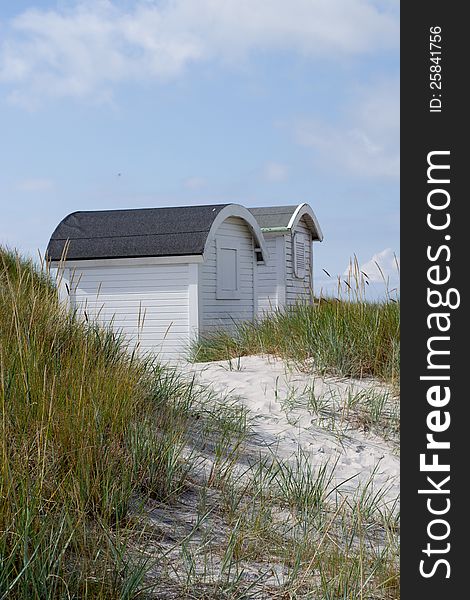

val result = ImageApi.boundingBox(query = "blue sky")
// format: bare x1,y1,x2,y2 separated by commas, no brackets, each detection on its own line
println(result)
0,0,399,297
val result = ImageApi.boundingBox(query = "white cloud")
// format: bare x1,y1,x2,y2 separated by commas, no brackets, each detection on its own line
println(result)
294,78,399,179
263,162,289,182
183,176,206,190
344,248,399,283
15,178,55,192
0,0,398,107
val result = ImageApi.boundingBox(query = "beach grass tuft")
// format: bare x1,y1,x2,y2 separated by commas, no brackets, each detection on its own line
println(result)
192,258,399,385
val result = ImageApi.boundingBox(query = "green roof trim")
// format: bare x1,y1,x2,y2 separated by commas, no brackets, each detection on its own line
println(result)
259,226,290,232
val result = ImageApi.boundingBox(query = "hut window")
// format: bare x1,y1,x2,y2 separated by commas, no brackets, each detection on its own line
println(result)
293,233,306,279
216,237,241,299
254,248,264,264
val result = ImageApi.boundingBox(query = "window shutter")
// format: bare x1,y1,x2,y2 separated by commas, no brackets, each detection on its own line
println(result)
294,233,306,279
216,237,241,299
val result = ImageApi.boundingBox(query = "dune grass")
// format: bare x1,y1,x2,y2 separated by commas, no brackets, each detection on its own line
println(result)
192,298,400,384
192,255,399,384
0,248,205,598
1,247,399,598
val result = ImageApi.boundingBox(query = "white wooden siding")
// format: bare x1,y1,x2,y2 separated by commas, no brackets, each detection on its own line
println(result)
256,233,282,316
68,263,191,360
285,217,313,305
201,217,255,333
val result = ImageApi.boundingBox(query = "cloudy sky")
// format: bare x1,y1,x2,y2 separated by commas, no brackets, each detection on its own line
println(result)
0,0,399,298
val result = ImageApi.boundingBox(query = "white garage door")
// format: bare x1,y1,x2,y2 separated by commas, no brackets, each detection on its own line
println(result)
69,263,191,361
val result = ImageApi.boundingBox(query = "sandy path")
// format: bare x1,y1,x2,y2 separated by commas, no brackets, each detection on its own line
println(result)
187,355,399,510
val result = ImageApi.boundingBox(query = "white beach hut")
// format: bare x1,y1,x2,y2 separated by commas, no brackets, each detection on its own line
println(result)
47,203,322,360
249,204,323,316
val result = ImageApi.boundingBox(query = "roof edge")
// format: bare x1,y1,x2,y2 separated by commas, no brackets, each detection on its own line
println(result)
288,203,323,241
204,204,270,263
259,226,289,233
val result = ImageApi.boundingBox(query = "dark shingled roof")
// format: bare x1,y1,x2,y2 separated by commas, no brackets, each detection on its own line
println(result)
248,206,297,230
47,204,229,261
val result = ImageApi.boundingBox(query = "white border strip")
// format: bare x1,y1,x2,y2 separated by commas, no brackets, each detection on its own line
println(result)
49,255,204,269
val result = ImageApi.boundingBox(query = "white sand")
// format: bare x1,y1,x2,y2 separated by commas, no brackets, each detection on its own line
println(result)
188,355,399,510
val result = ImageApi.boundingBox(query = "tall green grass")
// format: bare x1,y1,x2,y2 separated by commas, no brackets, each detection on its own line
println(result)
193,255,399,384
0,248,197,598
193,298,399,384
0,247,399,598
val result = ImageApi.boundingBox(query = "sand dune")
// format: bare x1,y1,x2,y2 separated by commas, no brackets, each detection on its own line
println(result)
188,355,399,510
